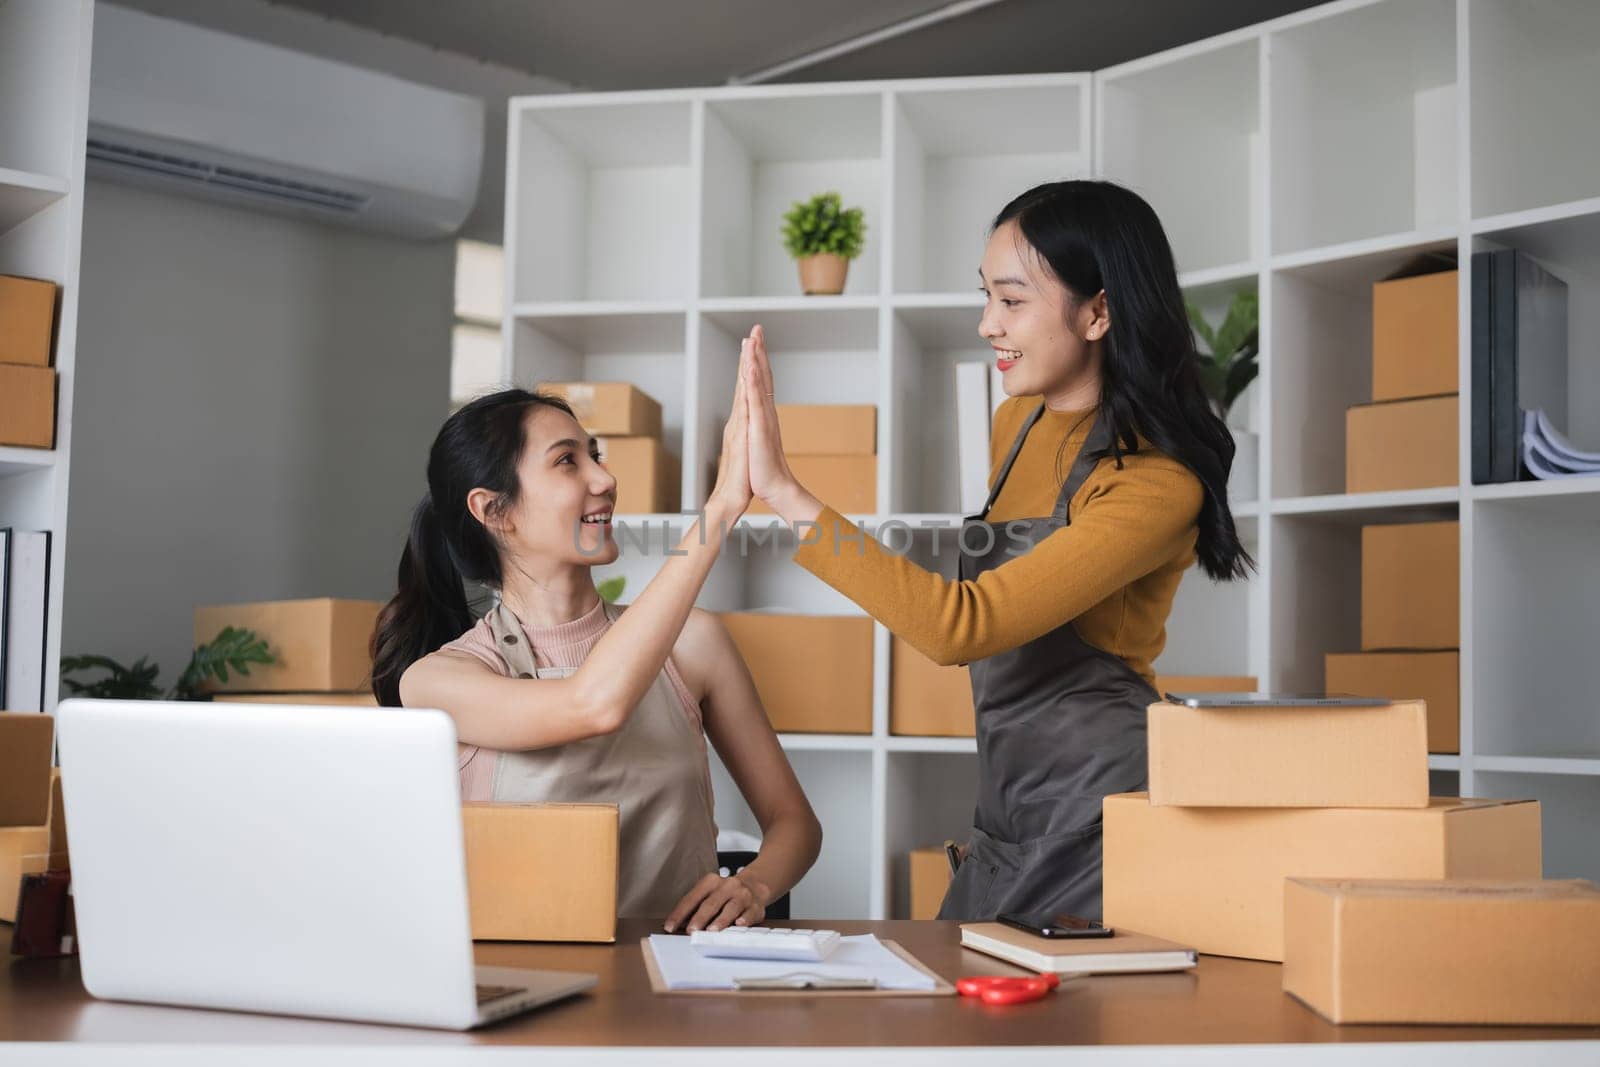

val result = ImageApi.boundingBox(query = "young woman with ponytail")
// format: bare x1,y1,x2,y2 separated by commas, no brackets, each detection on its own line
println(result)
372,339,820,933
740,180,1254,923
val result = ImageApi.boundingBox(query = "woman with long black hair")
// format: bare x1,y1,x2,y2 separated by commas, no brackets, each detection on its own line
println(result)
741,179,1252,920
370,343,820,933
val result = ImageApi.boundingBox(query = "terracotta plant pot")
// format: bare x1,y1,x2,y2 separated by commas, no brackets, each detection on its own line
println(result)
797,253,848,295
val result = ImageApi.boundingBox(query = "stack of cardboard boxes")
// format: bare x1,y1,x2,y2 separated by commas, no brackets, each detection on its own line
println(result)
0,274,60,450
1326,520,1460,753
1100,691,1600,1024
546,382,678,515
1105,695,1539,964
1346,264,1458,494
749,404,877,515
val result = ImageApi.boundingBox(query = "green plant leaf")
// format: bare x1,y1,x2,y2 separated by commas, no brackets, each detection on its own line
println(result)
596,576,626,603
59,653,163,701
171,626,275,700
1211,291,1259,361
1185,300,1217,351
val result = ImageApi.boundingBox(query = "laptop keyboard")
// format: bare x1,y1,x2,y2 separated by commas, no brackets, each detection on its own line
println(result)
475,983,523,1005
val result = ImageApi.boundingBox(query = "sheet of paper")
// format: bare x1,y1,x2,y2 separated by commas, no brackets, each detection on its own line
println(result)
646,933,937,991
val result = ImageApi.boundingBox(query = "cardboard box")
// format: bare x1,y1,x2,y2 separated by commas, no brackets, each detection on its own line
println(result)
1346,394,1457,493
908,847,952,920
719,613,873,734
1326,651,1459,754
0,364,56,449
1361,521,1459,651
1102,793,1542,962
0,274,59,367
1147,699,1428,808
1153,674,1258,695
890,636,973,737
1,716,68,925
776,405,877,456
1284,878,1600,1025
598,436,679,515
223,692,379,707
1372,269,1458,402
194,598,383,693
545,382,661,438
748,454,876,515
462,802,618,942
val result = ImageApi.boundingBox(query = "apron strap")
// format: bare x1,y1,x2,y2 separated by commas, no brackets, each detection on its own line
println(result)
1052,414,1114,525
974,401,1048,522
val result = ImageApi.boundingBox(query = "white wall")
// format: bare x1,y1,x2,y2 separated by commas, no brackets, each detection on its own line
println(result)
62,179,453,681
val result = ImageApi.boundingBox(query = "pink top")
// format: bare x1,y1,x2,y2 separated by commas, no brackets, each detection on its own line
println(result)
439,598,702,800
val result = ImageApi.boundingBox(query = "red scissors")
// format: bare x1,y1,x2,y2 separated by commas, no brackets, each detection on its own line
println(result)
956,971,1061,1006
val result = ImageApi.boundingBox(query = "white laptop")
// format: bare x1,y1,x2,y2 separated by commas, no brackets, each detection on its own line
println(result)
56,698,597,1030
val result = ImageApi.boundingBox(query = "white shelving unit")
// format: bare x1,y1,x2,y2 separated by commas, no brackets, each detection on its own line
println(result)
504,0,1600,917
0,0,95,716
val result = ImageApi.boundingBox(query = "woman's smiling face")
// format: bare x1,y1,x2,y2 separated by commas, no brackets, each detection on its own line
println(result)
978,218,1107,402
477,405,620,569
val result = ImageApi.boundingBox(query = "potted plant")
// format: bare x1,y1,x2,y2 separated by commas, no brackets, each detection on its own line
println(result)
1187,291,1260,502
781,191,866,295
61,627,275,701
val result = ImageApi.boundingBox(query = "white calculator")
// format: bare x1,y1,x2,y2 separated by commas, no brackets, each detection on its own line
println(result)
688,926,842,962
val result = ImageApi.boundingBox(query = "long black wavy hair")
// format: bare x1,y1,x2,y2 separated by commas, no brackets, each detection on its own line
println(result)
369,388,577,706
993,180,1253,581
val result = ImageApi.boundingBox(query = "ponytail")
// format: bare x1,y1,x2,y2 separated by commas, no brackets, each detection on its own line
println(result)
370,494,474,706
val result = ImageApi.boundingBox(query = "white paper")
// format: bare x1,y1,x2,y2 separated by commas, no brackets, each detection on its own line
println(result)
646,933,936,991
1523,409,1600,479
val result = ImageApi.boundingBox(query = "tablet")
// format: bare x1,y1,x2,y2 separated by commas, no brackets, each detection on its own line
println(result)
1163,692,1393,708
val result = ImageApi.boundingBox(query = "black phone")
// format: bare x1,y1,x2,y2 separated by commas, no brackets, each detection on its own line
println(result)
997,912,1114,939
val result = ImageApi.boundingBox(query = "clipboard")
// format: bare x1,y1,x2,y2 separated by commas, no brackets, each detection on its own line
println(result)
640,937,956,997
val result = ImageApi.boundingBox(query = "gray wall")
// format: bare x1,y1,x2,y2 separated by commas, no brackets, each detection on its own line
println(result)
63,178,451,680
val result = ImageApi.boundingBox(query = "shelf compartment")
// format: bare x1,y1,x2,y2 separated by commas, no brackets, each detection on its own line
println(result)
1268,0,1457,255
891,79,1087,296
509,100,695,304
1152,519,1259,680
1469,0,1600,220
507,310,688,496
1472,207,1600,458
700,93,883,300
888,306,994,515
709,748,874,920
1473,492,1600,762
1267,235,1458,499
883,751,979,919
0,167,67,236
1099,39,1261,275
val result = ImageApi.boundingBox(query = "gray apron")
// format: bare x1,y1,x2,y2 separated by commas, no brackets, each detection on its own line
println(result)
937,404,1156,922
482,600,720,918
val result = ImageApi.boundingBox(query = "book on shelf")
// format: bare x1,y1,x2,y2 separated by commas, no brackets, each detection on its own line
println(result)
959,921,1197,975
955,361,992,514
3,529,51,712
1471,249,1568,484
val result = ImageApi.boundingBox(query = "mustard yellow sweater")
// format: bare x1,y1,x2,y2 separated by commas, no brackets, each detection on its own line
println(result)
793,397,1203,682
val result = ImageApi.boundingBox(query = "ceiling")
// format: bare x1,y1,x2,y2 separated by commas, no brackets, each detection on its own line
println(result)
261,0,1328,90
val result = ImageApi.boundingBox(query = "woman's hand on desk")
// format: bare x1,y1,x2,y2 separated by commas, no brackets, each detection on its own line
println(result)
743,324,823,525
663,869,768,934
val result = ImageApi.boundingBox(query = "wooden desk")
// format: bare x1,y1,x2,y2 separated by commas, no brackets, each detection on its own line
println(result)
5,919,1599,1062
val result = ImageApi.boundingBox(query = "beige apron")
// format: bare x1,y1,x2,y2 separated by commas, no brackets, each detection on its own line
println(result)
484,599,719,917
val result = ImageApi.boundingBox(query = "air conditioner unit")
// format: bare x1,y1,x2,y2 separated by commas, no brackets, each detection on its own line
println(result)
88,4,484,239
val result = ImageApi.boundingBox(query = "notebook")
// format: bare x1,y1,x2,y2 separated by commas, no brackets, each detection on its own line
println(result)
960,922,1197,975
643,933,946,994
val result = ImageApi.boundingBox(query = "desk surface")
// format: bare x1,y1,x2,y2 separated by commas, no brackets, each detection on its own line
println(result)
5,919,1599,1051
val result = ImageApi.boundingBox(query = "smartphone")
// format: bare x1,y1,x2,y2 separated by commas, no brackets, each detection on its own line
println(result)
997,912,1114,939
